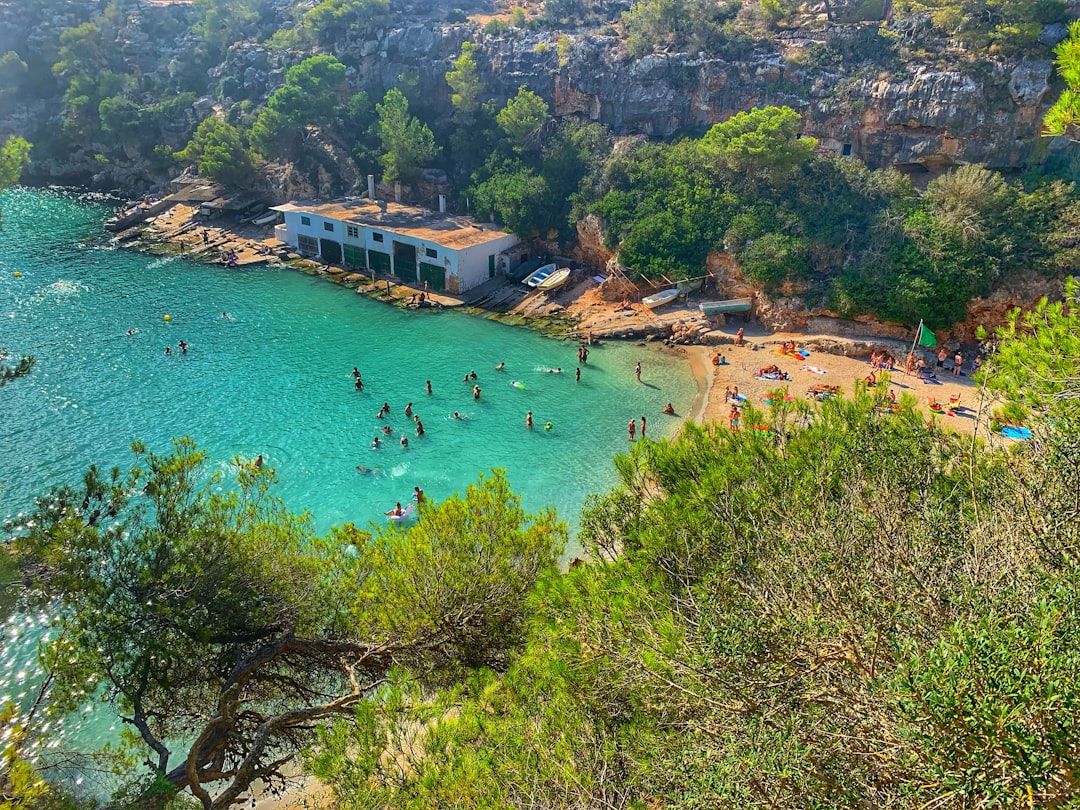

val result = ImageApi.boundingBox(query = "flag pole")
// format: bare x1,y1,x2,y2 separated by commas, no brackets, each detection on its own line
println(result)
900,319,923,386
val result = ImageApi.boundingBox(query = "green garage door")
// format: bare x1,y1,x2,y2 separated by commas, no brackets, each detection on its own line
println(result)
342,244,366,269
418,262,446,291
368,250,391,274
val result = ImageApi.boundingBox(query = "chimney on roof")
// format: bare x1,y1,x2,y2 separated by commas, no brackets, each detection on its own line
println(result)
367,175,375,200
394,182,401,203
438,194,446,214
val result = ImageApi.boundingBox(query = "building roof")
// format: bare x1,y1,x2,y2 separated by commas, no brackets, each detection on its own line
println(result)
271,199,516,250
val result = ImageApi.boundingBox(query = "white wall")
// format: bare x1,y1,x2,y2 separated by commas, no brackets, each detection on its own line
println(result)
277,209,519,292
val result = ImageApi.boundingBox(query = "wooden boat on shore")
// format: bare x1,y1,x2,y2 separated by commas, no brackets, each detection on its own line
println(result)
537,267,571,292
642,288,680,309
523,262,558,287
699,297,752,315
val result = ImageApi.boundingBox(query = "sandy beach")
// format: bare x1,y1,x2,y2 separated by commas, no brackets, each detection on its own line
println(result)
681,321,989,437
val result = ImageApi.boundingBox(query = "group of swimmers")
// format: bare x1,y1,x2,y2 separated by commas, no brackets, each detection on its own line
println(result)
164,340,188,356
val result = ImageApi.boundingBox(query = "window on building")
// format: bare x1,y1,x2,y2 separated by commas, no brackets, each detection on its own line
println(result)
324,221,335,232
346,225,359,239
425,247,438,259
300,215,311,226
372,233,384,243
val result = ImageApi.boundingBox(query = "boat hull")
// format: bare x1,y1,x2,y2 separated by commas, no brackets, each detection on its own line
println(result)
642,288,679,308
524,262,558,287
537,268,571,291
699,297,752,315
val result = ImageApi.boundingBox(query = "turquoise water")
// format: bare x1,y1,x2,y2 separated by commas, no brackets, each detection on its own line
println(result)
0,187,696,756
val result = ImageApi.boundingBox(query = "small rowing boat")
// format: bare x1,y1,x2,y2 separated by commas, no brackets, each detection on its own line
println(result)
523,262,557,287
699,297,752,315
537,267,571,292
642,288,680,309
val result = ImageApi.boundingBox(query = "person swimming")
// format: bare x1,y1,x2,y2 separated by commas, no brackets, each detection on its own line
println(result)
404,402,413,417
661,402,676,415
371,436,382,448
386,502,405,517
356,465,381,476
496,362,505,370
400,436,409,447
126,329,137,336
452,411,462,419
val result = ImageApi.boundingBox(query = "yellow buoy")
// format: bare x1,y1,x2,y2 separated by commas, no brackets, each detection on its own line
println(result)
13,271,21,277
163,314,171,321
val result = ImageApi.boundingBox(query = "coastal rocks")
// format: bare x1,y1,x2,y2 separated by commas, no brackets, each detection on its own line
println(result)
959,276,1066,342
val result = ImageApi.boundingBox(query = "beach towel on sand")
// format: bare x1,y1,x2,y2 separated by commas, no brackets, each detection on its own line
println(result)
1001,425,1032,440
801,365,827,375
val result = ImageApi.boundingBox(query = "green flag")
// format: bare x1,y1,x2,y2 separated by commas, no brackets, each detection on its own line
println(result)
917,323,937,348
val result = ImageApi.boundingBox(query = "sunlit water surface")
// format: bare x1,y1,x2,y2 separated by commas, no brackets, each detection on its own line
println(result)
0,187,696,760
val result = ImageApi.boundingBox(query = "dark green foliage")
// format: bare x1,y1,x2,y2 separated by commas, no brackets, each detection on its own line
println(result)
375,88,440,184
250,55,348,161
0,136,32,190
303,0,391,47
175,116,254,185
592,107,1078,328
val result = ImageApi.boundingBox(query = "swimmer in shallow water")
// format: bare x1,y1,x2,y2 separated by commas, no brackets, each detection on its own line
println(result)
496,362,505,371
356,465,381,476
400,436,409,447
126,329,137,336
371,436,382,448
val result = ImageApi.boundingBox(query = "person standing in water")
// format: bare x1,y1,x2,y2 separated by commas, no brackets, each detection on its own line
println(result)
413,486,425,504
496,362,505,371
628,419,636,440
635,361,641,382
425,380,432,394
473,385,481,400
354,377,364,391
415,419,425,437
526,411,533,428
404,402,413,417
575,367,581,382
640,416,646,438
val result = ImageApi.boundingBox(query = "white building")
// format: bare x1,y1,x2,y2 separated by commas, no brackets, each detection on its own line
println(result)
271,198,523,294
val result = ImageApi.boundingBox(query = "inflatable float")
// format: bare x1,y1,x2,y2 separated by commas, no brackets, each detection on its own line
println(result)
386,502,416,522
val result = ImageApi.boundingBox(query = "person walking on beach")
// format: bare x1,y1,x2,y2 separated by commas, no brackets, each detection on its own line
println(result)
735,327,744,346
937,348,947,368
635,362,642,382
628,419,636,441
953,351,963,376
526,411,533,428
640,416,646,439
728,405,740,430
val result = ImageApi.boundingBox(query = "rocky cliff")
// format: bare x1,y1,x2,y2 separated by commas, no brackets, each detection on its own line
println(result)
1,1,1072,192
